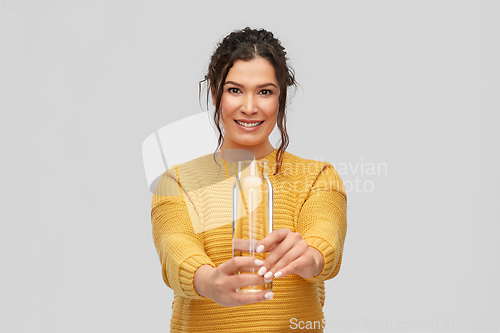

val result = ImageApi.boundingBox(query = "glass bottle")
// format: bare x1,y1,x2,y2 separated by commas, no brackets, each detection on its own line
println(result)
232,160,273,293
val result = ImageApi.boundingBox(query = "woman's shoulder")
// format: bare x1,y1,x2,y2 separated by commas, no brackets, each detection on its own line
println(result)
172,153,214,170
280,150,335,176
165,152,226,183
280,150,346,195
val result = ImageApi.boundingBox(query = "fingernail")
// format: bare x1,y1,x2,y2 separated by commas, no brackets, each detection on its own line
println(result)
257,266,267,276
264,271,273,279
256,245,265,253
274,271,282,278
254,259,264,266
264,292,274,300
264,278,273,283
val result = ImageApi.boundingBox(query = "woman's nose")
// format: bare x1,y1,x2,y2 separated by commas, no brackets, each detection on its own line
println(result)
241,96,257,114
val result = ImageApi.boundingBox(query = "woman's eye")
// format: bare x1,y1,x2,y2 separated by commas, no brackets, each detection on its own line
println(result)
228,87,240,94
259,89,273,95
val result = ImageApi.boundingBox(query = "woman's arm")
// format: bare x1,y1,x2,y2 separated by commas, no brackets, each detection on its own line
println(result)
152,167,275,305
296,163,347,281
255,163,347,282
151,167,216,299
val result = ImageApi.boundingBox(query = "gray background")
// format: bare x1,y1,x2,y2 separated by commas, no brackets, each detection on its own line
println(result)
1,1,498,332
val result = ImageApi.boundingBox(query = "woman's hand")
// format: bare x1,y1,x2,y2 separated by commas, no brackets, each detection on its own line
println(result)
193,257,274,307
256,228,324,280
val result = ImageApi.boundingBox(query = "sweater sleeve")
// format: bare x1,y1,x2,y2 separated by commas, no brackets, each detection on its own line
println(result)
151,166,215,299
297,162,347,283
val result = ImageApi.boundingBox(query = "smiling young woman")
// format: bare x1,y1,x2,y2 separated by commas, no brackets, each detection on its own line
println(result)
206,28,296,176
151,27,348,333
218,57,280,159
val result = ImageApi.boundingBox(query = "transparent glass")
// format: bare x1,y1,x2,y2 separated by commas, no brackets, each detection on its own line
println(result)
232,160,273,293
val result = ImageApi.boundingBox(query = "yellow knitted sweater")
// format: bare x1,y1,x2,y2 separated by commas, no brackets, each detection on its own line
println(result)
151,148,347,332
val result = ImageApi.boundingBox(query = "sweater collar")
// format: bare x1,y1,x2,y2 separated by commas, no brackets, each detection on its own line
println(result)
214,148,278,163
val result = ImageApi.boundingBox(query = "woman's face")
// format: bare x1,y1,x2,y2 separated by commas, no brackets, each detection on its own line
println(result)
218,57,280,158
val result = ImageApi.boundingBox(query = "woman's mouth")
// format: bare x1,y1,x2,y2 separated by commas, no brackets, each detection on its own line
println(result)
234,120,264,128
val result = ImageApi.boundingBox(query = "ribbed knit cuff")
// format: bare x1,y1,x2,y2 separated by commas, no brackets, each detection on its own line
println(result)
304,236,334,282
179,255,216,299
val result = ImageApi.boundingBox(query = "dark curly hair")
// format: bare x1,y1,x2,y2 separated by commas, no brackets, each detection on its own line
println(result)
200,27,297,175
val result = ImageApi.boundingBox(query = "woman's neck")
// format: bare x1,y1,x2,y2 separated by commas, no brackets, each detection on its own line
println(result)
220,141,275,160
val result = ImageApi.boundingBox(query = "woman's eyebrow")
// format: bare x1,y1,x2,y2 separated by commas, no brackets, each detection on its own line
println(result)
257,82,278,89
224,81,278,89
224,81,243,87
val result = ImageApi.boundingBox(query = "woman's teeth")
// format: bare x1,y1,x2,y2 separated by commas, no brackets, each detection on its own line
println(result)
235,120,264,127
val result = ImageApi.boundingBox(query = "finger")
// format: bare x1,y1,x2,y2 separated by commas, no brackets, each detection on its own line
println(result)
273,257,302,278
256,228,292,253
231,289,274,306
237,258,268,276
262,232,305,272
269,240,309,275
233,238,259,252
274,256,314,279
237,263,265,273
216,287,273,307
218,256,264,275
230,272,268,289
